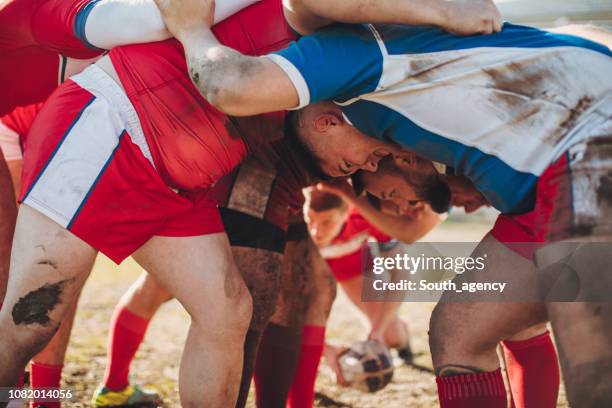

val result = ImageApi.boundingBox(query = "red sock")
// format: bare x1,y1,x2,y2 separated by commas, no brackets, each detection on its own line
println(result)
502,331,560,408
16,370,25,388
287,325,326,408
30,362,62,408
436,368,507,408
103,306,150,391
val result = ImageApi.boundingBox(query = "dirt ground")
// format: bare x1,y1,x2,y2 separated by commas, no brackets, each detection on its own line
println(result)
44,218,568,407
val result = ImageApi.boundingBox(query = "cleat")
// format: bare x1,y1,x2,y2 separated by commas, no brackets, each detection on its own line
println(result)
397,343,414,365
92,384,160,407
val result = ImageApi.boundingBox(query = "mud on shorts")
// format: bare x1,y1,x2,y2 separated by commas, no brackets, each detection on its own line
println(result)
491,134,612,261
20,64,223,264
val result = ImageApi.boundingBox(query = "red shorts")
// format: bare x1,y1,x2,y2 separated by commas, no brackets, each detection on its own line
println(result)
20,65,223,264
491,134,612,260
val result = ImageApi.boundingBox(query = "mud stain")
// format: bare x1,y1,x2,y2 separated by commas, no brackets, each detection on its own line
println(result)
597,171,612,206
12,280,68,325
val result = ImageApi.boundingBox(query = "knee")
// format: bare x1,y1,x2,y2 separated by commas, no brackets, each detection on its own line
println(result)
3,314,58,367
224,281,254,337
428,304,449,362
428,304,478,363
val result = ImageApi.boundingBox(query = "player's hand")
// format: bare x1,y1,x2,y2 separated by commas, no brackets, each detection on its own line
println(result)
438,0,503,35
316,180,356,203
153,0,215,41
368,330,386,345
323,343,350,386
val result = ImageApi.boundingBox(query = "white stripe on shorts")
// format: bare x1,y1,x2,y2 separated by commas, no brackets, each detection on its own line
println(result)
23,95,125,228
71,64,155,166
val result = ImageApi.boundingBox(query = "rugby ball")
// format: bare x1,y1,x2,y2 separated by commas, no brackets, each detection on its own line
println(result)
338,340,394,392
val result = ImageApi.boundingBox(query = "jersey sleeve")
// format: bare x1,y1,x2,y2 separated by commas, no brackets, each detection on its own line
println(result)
0,103,41,161
30,0,103,59
267,24,384,108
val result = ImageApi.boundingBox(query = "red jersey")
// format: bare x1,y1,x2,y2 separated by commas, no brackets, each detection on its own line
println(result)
107,0,294,191
0,0,101,115
321,210,391,281
211,139,316,231
0,103,42,160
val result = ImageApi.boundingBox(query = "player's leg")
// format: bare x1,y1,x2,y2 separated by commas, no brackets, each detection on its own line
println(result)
93,272,169,407
30,295,81,408
0,205,97,386
254,226,313,408
530,131,612,406
288,240,336,408
132,233,252,407
430,233,549,408
501,324,560,408
232,246,283,408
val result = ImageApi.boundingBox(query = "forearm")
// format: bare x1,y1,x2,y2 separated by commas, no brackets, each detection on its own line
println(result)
177,29,297,115
351,197,440,243
287,0,447,33
306,0,446,25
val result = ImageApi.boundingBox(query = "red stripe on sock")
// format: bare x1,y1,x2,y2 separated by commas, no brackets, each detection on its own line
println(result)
103,306,150,391
436,368,507,408
502,331,560,408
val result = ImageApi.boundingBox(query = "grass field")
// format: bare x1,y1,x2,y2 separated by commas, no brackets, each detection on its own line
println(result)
48,218,569,407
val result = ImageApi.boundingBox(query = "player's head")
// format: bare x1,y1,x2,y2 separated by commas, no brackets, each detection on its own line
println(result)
303,187,349,246
287,102,397,178
356,155,451,214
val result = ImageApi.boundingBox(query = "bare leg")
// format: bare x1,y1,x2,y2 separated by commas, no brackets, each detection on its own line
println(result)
31,295,81,366
0,205,96,385
430,233,548,376
133,233,252,408
537,241,612,406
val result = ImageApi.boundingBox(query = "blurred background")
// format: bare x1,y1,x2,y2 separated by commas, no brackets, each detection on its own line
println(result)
497,0,612,29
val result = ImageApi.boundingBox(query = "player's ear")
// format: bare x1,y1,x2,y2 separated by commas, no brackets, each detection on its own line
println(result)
313,112,342,132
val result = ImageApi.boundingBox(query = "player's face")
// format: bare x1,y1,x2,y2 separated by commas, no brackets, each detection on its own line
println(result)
305,208,348,247
298,104,399,177
316,126,395,177
360,155,441,211
361,170,420,213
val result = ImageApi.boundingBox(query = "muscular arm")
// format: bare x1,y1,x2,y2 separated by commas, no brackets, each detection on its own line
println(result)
178,29,299,115
318,181,443,243
154,0,503,116
284,0,502,35
352,196,442,243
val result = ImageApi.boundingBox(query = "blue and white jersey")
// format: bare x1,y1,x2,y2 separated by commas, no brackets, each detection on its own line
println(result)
268,23,612,214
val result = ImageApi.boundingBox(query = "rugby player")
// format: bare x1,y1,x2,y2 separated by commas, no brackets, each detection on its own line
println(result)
156,1,612,404
290,186,441,405
0,0,503,406
0,1,263,405
90,138,317,407
357,155,560,408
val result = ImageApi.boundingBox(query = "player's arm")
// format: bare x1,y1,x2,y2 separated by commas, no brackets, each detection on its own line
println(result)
317,180,443,243
78,0,259,50
154,0,386,116
284,0,502,36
